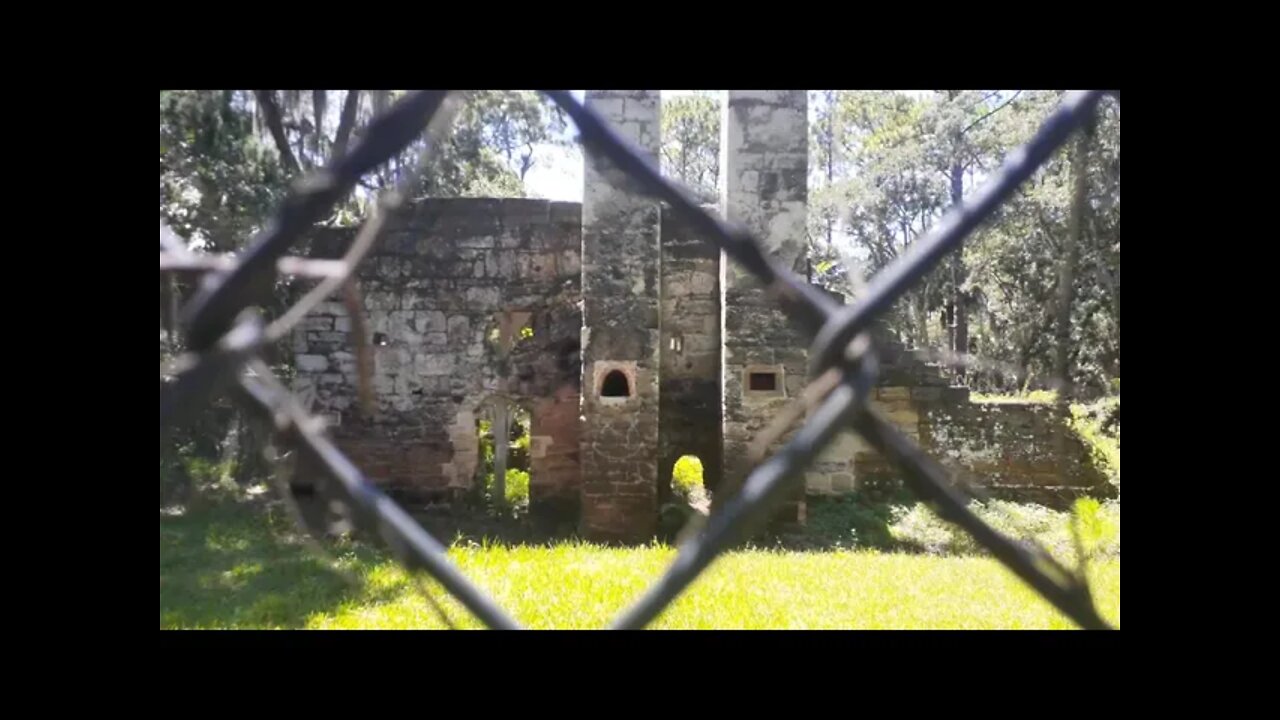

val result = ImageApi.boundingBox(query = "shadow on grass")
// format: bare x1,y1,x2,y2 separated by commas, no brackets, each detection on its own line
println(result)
410,495,908,553
162,493,1116,630
159,499,403,629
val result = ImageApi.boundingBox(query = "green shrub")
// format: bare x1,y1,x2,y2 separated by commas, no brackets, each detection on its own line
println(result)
482,468,529,508
671,456,704,499
887,498,1120,565
1070,397,1120,490
802,494,902,549
504,469,529,506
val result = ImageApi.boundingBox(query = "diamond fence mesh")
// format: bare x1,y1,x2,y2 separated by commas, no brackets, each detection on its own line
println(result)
159,89,1118,630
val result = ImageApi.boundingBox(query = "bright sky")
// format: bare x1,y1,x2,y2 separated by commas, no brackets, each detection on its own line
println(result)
523,90,940,203
524,90,705,203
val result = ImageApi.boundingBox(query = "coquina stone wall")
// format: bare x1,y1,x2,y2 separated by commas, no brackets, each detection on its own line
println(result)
290,198,583,525
288,90,1113,542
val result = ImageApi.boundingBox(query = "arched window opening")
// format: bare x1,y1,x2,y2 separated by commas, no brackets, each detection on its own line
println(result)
601,369,630,398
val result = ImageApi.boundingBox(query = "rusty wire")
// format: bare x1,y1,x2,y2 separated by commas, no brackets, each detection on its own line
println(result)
160,89,1117,630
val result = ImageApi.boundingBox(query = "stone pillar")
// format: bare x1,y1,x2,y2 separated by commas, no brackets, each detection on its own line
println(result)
718,90,809,529
579,90,662,543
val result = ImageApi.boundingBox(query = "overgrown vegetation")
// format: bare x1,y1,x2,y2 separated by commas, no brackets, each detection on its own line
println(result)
802,490,912,550
1070,396,1120,490
475,418,532,511
489,469,529,508
798,493,1118,567
889,497,1119,563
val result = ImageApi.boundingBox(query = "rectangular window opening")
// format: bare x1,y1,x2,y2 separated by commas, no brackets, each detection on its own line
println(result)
749,372,778,392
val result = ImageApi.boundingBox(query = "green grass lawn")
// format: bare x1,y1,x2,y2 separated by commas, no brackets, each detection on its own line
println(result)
160,499,1119,630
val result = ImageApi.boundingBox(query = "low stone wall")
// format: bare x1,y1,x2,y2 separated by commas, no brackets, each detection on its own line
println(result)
801,325,1112,508
807,388,1114,508
921,400,1115,507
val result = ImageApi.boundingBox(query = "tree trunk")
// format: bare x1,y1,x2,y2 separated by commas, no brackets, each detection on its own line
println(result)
168,273,179,344
915,290,930,348
1054,124,1092,457
949,161,968,385
253,91,301,175
824,102,835,246
312,90,327,159
332,90,361,160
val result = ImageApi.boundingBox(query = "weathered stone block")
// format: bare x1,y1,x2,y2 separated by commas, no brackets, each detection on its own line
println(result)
878,386,911,401
911,386,943,403
416,354,454,376
464,286,501,307
296,354,329,372
303,317,333,332
414,311,447,334
690,272,717,294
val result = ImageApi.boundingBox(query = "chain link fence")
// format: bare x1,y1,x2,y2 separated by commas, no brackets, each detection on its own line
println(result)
159,89,1118,630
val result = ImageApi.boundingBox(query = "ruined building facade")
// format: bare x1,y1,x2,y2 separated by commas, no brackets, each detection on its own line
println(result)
291,90,1112,543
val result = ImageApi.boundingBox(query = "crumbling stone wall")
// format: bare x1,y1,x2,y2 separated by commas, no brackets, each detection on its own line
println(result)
658,204,723,504
578,90,663,542
919,401,1114,507
804,321,957,498
287,90,1111,544
719,90,810,526
290,198,583,520
800,320,1112,508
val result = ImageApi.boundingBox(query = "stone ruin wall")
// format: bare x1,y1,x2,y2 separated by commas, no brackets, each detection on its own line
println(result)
718,90,811,526
802,322,1113,508
289,203,1111,531
577,90,663,543
287,90,1113,538
658,204,722,506
290,199,584,524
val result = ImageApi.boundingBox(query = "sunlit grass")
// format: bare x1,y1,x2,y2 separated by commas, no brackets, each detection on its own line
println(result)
160,502,1118,630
